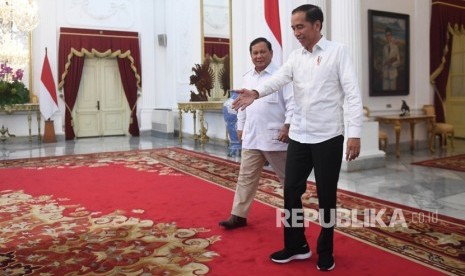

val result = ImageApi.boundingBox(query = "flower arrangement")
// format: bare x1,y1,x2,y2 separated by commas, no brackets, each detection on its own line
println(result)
0,63,30,106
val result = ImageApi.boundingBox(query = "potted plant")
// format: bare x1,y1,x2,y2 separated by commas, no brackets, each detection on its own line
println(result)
0,63,30,106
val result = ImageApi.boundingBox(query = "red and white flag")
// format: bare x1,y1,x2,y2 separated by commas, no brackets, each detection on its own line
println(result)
264,0,282,65
39,51,59,120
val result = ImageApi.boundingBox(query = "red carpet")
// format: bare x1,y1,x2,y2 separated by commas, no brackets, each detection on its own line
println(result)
0,148,462,275
412,154,465,172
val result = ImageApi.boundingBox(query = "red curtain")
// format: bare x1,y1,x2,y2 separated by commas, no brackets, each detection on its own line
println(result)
204,37,229,58
58,28,142,139
62,55,84,140
430,0,465,123
117,58,139,136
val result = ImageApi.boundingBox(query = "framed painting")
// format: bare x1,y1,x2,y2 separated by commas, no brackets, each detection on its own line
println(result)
368,10,409,96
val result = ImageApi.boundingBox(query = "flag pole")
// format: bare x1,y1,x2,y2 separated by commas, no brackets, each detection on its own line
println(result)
44,48,49,122
41,46,57,143
28,32,34,103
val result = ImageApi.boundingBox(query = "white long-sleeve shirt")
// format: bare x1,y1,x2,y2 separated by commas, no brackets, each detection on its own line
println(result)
238,63,295,151
255,36,363,144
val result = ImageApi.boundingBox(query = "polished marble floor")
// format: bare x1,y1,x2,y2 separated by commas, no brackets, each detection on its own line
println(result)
1,134,465,221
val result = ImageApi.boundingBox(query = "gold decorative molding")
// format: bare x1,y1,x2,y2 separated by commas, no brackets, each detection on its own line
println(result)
0,103,41,141
0,103,39,114
178,101,224,143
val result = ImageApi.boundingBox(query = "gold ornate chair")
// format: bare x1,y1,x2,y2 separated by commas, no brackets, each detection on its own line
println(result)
422,104,454,149
363,106,388,151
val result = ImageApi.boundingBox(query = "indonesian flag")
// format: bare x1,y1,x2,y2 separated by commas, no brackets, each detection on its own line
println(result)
264,0,282,65
39,52,59,120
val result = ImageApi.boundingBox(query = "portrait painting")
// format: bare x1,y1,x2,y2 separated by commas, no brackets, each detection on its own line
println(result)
368,10,409,96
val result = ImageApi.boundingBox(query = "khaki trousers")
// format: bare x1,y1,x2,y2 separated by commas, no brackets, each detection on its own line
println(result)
231,149,287,218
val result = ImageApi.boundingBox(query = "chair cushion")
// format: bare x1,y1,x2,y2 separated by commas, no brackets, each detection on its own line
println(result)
435,123,454,133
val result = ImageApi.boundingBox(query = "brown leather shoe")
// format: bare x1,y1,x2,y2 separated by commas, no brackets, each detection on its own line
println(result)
219,215,247,229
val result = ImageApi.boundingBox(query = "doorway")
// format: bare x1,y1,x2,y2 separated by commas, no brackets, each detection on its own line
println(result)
73,58,130,138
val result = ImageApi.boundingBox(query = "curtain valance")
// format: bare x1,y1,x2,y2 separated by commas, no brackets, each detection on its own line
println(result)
58,27,141,139
58,27,141,90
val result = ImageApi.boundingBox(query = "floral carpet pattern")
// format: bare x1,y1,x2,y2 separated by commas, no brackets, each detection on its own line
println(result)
0,152,220,275
149,148,465,275
412,154,465,172
1,148,465,275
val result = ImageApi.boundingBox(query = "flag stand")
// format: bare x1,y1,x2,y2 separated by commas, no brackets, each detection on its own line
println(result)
43,119,56,143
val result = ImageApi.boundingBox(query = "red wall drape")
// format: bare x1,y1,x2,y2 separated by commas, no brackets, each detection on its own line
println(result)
62,55,84,140
117,58,139,136
204,37,230,58
58,28,142,139
430,0,465,123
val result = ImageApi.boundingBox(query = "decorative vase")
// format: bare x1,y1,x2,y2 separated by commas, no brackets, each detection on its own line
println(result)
223,90,241,157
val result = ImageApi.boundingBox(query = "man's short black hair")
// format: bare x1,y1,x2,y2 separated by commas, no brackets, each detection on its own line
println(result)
292,4,324,31
249,37,272,53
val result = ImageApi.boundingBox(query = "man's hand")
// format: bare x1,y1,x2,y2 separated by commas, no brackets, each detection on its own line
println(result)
277,124,290,143
345,138,361,161
232,89,258,111
237,130,243,143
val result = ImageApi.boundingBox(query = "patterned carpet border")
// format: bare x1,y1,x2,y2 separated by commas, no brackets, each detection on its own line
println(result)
149,147,465,276
412,154,465,172
1,147,465,275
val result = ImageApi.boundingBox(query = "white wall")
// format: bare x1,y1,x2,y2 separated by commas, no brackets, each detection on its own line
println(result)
361,0,431,115
361,0,432,143
4,0,170,137
1,0,59,139
232,0,307,90
3,0,434,146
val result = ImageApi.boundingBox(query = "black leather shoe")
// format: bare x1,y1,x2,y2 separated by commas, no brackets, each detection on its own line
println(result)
219,215,247,229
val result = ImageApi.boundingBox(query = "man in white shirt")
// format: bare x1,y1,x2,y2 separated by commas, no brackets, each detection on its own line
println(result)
382,27,401,90
219,37,295,230
232,4,363,272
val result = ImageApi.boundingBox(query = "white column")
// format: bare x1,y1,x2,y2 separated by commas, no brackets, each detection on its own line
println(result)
341,120,386,172
307,0,328,37
330,0,362,86
330,0,385,171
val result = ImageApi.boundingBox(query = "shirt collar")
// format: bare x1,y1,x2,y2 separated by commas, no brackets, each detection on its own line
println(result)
316,35,328,51
254,62,277,76
301,35,327,54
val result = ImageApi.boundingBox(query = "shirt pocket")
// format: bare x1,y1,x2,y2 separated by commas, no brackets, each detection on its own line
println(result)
267,123,283,143
265,92,279,103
